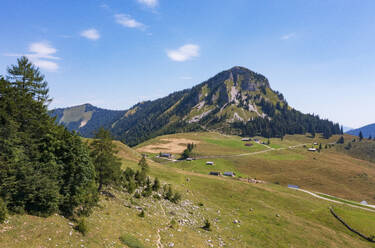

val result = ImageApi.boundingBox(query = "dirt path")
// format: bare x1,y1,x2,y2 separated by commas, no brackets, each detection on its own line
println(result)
156,229,163,248
155,203,166,248
291,188,375,213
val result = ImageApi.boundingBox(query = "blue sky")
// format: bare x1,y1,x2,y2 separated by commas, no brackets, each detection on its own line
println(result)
0,0,374,128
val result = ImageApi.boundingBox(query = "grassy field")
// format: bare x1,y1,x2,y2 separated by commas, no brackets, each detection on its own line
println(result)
137,132,375,203
2,134,375,247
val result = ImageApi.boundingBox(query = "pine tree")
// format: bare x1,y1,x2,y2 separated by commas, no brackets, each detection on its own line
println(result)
337,136,345,144
90,128,122,191
359,131,364,141
152,178,161,191
138,155,149,172
6,56,50,103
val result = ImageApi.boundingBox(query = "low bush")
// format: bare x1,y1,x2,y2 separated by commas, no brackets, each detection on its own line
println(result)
119,233,147,248
0,199,7,223
202,219,211,231
75,218,88,236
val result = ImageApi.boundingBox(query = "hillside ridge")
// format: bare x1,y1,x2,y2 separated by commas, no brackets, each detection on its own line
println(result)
52,66,342,146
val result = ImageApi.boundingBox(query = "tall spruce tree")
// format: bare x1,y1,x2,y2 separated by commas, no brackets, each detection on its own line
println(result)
7,56,50,103
0,58,97,217
90,128,122,191
359,131,364,141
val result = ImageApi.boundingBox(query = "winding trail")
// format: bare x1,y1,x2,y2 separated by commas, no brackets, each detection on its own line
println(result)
291,188,375,213
155,203,166,248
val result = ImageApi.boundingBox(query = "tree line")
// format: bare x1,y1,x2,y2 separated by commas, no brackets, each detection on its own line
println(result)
0,57,180,223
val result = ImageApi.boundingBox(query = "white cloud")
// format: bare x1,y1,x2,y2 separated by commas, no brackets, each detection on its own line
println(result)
33,59,59,71
167,44,200,62
4,41,60,72
137,0,158,8
281,33,296,40
81,28,100,40
115,14,146,30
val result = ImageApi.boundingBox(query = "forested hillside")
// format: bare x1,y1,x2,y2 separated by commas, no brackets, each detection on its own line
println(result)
50,103,125,138
347,123,375,139
53,66,342,146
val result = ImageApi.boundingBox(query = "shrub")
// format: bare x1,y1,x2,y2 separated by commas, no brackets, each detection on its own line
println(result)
202,219,211,231
169,218,177,229
0,199,7,223
153,194,161,200
152,178,160,191
119,233,146,248
75,218,88,236
171,192,182,204
139,210,145,218
134,192,141,199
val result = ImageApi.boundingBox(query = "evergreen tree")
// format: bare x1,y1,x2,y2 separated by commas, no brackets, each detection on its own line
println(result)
152,178,161,191
90,128,122,191
337,136,345,144
138,155,149,172
359,131,364,141
0,59,97,217
6,56,50,103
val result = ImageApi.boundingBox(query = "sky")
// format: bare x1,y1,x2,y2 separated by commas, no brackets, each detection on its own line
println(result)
0,0,374,129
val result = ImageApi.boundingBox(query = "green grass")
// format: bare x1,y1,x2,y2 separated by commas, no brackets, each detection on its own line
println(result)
254,150,305,161
2,133,375,248
167,158,246,177
316,193,375,211
119,233,148,248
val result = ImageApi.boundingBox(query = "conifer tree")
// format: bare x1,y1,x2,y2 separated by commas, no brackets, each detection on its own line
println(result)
138,155,149,172
6,56,50,103
90,128,122,191
359,131,364,141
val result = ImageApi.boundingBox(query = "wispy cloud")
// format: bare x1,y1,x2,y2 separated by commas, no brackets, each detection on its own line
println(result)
115,14,146,30
167,44,200,62
137,0,158,8
281,33,296,40
81,28,100,40
4,41,60,72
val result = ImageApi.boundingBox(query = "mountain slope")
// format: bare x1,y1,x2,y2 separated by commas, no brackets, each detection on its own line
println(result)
110,66,341,146
1,137,375,248
50,103,125,137
53,67,342,146
346,123,375,138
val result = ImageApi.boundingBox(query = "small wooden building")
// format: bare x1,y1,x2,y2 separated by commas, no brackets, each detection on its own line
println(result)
160,153,172,158
223,172,236,177
209,172,221,176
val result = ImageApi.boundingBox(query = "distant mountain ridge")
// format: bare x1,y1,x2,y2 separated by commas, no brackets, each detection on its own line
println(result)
50,103,125,137
51,66,342,146
346,123,375,138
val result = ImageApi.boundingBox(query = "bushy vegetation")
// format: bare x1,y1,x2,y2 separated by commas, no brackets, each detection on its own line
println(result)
0,57,97,217
202,219,211,231
0,198,7,223
119,233,147,248
75,218,88,236
180,143,196,159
